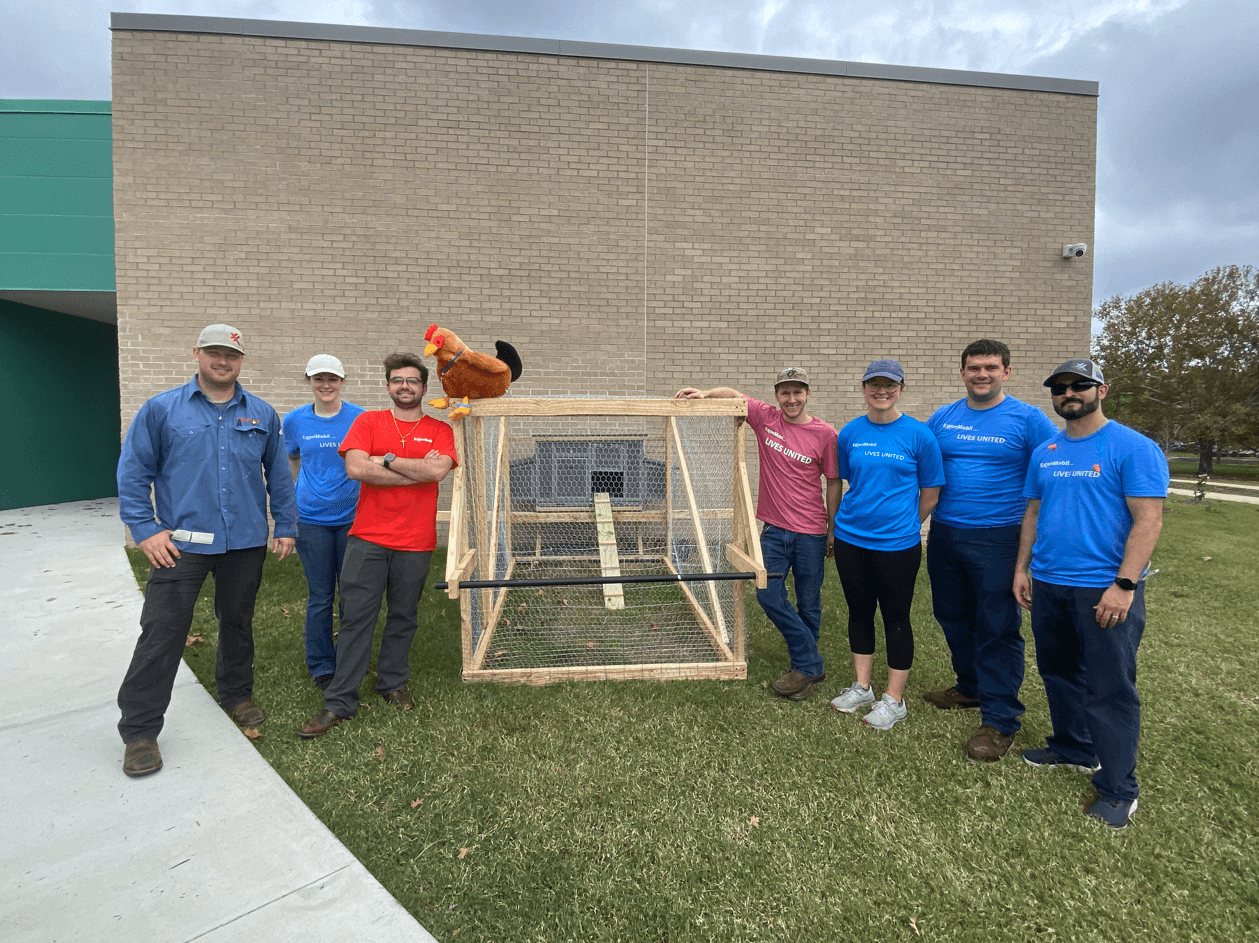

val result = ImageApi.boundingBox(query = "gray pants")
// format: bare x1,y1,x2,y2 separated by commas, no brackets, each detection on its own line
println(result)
323,536,432,717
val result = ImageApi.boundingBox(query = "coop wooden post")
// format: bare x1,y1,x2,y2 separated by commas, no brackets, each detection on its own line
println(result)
447,420,471,669
668,416,730,645
664,415,674,561
731,417,747,661
467,415,495,625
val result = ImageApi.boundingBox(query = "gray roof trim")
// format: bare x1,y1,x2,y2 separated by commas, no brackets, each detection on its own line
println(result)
109,13,1099,97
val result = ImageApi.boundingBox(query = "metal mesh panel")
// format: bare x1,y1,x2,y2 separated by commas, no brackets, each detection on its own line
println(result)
451,402,749,683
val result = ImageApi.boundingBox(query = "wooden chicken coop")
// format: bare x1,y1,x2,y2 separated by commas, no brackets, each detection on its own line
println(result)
439,398,766,684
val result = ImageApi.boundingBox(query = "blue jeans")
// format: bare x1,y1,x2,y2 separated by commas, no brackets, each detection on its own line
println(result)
1030,579,1146,803
295,521,352,679
926,521,1025,734
756,524,827,677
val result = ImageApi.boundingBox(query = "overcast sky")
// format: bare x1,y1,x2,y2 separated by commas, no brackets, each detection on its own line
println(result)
4,0,1255,307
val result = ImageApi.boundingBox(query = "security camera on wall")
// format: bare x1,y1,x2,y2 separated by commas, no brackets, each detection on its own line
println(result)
1062,243,1088,259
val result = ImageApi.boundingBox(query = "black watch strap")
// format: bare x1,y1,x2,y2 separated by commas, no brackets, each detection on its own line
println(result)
1114,577,1137,591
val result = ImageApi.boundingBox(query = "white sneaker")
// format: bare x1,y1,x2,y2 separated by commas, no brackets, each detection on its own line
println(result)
862,693,908,730
830,682,875,713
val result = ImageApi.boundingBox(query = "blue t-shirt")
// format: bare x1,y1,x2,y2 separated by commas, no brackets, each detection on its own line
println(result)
282,402,366,526
1022,420,1170,587
834,414,946,551
928,395,1058,528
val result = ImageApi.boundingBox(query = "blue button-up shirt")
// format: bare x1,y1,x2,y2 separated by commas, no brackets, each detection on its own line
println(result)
118,376,298,554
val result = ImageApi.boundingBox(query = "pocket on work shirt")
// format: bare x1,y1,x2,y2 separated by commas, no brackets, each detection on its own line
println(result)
233,418,270,464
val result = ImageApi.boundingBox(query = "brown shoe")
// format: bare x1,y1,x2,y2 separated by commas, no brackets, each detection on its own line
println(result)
922,686,981,711
226,699,266,727
965,724,1016,761
383,689,415,710
771,669,826,699
123,738,163,777
298,710,346,739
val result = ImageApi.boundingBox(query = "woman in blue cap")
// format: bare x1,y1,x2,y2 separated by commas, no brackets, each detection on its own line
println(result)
828,359,945,729
282,355,366,689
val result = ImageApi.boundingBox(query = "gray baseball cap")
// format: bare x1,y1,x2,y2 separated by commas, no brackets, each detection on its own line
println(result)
774,366,810,389
1044,358,1105,386
196,323,244,353
862,359,905,383
305,354,346,378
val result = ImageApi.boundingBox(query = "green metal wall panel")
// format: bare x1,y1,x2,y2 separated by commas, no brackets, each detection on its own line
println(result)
0,176,115,216
0,101,114,293
0,113,112,140
0,253,116,289
0,297,120,510
0,215,115,254
0,139,113,178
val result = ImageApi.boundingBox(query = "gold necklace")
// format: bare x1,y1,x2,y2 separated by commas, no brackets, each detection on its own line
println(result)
390,411,423,448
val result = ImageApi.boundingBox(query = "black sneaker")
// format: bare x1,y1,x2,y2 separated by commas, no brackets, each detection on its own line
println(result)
1022,747,1100,774
312,674,334,691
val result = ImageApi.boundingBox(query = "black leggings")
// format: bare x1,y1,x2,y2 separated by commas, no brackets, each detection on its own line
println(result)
833,538,921,671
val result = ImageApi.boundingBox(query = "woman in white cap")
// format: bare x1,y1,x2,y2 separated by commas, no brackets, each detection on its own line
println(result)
828,359,945,729
282,355,366,689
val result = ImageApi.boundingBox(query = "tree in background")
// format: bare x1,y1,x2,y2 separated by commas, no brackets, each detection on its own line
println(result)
1094,265,1259,476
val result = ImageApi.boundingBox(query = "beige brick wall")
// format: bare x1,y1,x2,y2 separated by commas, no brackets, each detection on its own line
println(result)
111,30,1096,512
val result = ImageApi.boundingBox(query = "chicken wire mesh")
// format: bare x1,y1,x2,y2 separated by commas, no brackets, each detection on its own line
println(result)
450,403,751,683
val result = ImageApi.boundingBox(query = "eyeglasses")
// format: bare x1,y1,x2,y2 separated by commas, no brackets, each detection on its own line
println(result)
1049,379,1101,396
387,377,424,387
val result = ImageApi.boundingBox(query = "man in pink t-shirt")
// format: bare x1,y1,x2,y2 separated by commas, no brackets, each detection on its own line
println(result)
675,367,841,701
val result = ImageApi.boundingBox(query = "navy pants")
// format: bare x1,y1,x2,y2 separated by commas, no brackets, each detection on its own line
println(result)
756,524,828,677
323,536,432,718
1030,579,1145,803
118,545,267,743
926,521,1025,734
295,520,352,679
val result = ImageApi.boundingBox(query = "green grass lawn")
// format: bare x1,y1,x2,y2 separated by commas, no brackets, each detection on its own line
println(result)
1168,456,1259,484
128,500,1259,942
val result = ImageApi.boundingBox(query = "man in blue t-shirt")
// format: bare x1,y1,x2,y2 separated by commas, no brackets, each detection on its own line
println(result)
925,340,1057,762
1014,358,1169,830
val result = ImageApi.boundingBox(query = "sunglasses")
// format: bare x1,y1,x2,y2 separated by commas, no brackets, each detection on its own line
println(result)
1049,379,1101,396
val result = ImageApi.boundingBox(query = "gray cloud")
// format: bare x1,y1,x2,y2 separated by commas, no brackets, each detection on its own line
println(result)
2,0,1252,308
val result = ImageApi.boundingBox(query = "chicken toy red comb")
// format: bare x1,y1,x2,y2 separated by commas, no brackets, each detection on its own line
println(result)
424,324,445,348
424,324,438,341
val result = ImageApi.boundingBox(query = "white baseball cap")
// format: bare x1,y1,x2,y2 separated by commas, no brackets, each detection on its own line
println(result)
305,354,346,378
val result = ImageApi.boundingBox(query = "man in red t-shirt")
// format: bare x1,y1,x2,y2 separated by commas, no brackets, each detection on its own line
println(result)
299,353,458,737
675,367,841,701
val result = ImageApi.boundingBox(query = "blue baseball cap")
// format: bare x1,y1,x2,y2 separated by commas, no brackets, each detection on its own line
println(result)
862,359,905,383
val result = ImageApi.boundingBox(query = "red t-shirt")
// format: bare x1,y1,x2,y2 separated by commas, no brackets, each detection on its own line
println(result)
339,411,458,551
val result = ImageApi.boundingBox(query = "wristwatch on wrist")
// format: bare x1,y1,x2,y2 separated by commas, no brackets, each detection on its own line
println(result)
382,453,397,469
1114,577,1137,591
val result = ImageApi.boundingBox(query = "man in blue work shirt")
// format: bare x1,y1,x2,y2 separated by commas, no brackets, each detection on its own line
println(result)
116,324,297,778
1015,358,1168,829
925,340,1057,761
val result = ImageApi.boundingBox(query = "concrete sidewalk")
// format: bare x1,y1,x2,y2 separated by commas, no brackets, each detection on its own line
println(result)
1,499,436,943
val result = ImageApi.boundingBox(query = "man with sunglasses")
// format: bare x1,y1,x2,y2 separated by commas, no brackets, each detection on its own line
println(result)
925,340,1057,761
1014,359,1169,829
299,353,457,738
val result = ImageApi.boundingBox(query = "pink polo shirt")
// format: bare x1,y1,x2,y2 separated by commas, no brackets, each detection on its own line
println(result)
745,397,839,535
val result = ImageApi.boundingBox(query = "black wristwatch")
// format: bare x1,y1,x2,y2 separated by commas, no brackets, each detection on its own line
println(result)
1114,577,1138,591
382,452,397,469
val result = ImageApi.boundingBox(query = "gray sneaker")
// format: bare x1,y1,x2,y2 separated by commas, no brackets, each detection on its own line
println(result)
862,693,908,730
830,682,876,714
